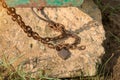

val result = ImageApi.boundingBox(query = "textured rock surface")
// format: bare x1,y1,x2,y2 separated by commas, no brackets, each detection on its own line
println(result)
0,0,105,78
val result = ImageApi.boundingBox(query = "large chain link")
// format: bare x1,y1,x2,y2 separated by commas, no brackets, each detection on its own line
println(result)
0,0,85,59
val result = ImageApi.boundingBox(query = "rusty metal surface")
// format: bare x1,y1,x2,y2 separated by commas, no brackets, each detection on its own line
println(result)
5,0,84,7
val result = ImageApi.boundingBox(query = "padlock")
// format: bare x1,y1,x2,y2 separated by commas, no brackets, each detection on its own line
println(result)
57,48,71,60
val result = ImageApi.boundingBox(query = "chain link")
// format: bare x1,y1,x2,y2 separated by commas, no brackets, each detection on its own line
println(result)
0,0,85,52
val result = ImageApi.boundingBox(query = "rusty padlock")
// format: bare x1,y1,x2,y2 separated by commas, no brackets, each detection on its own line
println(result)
57,48,71,60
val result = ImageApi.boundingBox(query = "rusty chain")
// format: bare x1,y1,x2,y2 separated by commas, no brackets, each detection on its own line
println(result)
0,0,85,60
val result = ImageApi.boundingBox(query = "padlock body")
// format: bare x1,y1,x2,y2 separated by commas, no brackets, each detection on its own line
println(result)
57,48,71,60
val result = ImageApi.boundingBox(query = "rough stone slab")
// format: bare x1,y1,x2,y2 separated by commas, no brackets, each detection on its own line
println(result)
0,0,105,78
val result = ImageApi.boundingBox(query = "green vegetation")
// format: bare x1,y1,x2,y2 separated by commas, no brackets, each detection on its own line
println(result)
0,53,60,80
94,0,120,15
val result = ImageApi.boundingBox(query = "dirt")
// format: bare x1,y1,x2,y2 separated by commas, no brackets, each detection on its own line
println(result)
99,0,120,80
